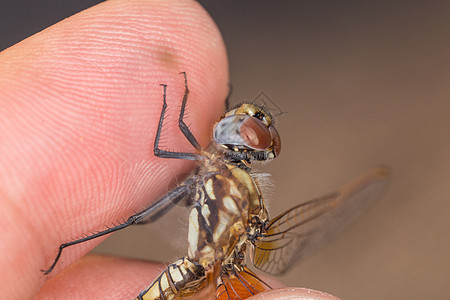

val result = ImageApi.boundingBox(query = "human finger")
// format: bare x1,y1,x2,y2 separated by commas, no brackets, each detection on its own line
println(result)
0,0,228,298
249,287,341,300
35,254,163,299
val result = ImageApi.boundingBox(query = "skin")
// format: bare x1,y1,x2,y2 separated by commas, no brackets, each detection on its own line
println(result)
0,0,339,299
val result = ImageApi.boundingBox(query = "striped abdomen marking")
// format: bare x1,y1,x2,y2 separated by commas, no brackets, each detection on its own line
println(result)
136,258,205,300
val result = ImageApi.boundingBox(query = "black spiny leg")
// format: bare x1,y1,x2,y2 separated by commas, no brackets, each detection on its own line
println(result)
153,74,201,160
41,180,194,275
43,74,202,275
178,72,201,150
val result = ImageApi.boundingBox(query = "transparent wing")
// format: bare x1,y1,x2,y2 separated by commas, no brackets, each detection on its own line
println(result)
251,167,389,275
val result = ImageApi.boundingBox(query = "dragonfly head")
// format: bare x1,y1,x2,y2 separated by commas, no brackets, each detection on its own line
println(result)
213,103,281,161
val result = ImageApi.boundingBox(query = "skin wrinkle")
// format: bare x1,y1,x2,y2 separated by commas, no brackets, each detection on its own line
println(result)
39,22,218,96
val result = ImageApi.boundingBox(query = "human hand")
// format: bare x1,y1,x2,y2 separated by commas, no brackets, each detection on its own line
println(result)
0,1,338,299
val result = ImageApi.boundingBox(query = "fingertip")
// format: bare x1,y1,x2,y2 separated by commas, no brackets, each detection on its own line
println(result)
0,0,227,297
36,255,163,299
249,287,341,300
2,0,228,127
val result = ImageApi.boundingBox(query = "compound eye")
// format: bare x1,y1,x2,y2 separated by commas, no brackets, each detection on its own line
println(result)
240,117,272,150
269,126,281,157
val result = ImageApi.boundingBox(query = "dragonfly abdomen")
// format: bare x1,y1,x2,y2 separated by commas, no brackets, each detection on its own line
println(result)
136,257,205,300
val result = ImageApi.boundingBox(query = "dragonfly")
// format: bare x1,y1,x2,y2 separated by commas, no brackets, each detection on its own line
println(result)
42,73,388,299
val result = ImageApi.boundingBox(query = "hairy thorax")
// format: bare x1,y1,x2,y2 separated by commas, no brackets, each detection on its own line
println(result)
187,155,266,269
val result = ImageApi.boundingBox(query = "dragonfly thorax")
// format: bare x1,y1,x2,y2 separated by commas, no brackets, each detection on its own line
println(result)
187,161,266,270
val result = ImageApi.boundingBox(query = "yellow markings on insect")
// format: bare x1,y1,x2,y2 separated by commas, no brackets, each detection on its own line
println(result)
199,245,215,267
213,211,231,243
188,209,199,258
223,196,240,215
205,178,216,200
159,274,171,294
201,204,211,226
168,263,184,284
230,220,246,237
228,179,242,200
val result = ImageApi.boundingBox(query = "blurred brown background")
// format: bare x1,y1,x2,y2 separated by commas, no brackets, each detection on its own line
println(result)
3,1,449,299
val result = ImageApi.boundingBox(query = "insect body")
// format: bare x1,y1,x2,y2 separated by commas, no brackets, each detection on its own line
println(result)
135,74,280,299
43,73,387,300
136,154,270,299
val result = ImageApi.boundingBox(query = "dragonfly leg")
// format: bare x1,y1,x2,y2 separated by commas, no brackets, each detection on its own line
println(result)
153,74,201,160
177,72,201,150
135,178,195,224
42,182,193,275
214,265,271,299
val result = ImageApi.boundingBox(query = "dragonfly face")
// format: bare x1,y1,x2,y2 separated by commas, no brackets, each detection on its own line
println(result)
213,103,281,162
42,73,387,300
